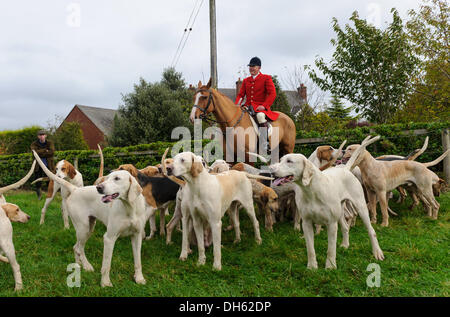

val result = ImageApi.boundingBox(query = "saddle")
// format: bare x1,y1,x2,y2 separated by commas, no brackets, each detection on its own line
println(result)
243,106,273,138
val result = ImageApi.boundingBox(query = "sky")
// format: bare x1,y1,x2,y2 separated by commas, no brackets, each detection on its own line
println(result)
0,0,423,131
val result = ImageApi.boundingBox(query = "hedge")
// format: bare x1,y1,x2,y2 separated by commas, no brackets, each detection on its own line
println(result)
294,121,450,163
0,126,42,155
0,121,448,187
0,139,212,187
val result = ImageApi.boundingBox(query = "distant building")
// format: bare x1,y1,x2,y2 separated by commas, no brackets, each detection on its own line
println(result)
60,105,117,149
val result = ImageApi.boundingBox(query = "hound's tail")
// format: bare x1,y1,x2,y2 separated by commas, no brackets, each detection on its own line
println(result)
161,147,186,187
0,160,37,195
98,144,104,179
31,177,49,185
422,149,450,168
247,152,270,164
407,136,429,161
244,173,274,181
32,150,77,194
345,135,381,171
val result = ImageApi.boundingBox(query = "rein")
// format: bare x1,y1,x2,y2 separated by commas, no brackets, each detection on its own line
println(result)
194,89,247,128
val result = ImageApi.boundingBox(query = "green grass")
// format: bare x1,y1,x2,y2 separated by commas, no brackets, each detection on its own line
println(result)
0,189,449,297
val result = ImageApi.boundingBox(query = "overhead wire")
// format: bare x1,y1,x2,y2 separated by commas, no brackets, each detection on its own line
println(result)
171,0,204,68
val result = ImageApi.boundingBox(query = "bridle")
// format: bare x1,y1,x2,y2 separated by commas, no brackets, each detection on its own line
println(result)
193,88,246,128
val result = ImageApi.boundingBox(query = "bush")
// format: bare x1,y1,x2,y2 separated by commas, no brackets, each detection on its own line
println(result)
0,126,42,155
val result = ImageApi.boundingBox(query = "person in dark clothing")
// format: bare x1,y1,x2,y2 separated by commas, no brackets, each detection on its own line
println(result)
30,130,55,199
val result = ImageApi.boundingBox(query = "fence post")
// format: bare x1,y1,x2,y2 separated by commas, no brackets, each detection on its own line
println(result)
442,129,450,184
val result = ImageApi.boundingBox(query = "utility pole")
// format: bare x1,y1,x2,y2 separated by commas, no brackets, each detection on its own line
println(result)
209,0,217,88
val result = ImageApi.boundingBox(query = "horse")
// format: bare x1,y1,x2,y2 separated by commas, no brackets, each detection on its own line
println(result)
189,79,296,164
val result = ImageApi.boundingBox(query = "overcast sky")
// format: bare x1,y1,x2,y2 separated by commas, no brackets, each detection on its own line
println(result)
0,0,423,131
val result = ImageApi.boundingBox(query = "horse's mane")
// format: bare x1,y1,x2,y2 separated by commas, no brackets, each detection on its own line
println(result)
209,87,236,107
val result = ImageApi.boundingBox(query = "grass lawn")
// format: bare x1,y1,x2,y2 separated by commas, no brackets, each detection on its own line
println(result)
0,189,449,297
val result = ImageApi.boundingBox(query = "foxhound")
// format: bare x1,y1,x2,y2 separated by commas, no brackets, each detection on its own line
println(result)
342,140,449,226
116,163,180,239
0,161,35,291
40,160,83,228
172,152,271,270
33,151,148,287
270,136,384,269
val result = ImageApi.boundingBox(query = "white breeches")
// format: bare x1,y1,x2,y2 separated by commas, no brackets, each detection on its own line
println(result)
256,112,267,124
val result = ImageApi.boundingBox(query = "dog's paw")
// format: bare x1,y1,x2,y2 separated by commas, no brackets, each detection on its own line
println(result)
179,252,188,261
213,263,222,271
83,263,94,272
340,242,349,249
233,238,241,244
135,275,146,285
197,257,206,266
325,259,337,269
374,248,385,261
14,283,23,291
101,279,113,288
255,238,262,245
380,221,389,227
307,262,318,270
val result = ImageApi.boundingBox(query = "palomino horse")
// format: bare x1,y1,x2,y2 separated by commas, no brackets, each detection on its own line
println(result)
189,79,296,163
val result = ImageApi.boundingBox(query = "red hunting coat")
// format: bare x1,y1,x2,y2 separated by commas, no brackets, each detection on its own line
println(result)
235,73,279,121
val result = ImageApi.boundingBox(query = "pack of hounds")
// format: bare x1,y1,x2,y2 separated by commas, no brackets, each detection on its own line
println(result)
0,135,448,290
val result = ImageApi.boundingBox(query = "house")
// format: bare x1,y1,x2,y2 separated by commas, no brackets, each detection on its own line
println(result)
60,105,118,149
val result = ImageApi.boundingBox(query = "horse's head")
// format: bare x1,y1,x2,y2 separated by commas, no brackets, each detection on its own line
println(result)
190,78,215,123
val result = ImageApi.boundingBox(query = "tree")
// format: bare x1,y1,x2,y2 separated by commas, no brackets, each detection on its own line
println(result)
53,122,89,151
282,65,328,113
394,0,449,122
45,115,88,151
271,75,292,118
326,94,352,120
308,9,420,123
109,68,193,147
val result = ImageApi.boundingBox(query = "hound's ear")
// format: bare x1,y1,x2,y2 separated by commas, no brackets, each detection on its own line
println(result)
316,149,323,162
67,162,77,179
128,176,142,202
302,159,315,186
206,78,212,88
261,191,269,204
94,176,106,185
197,80,202,88
190,155,204,178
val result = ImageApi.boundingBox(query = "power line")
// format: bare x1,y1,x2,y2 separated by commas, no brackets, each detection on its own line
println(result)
171,0,204,68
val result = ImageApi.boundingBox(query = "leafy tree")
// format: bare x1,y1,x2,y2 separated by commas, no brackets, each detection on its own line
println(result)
393,0,449,122
109,68,193,147
325,94,352,120
271,75,292,118
294,103,315,131
308,9,420,123
53,122,89,151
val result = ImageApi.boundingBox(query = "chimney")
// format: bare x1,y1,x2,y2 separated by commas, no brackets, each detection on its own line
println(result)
297,84,307,103
236,78,243,98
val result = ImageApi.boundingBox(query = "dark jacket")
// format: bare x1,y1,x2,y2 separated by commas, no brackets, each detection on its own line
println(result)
31,139,55,172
